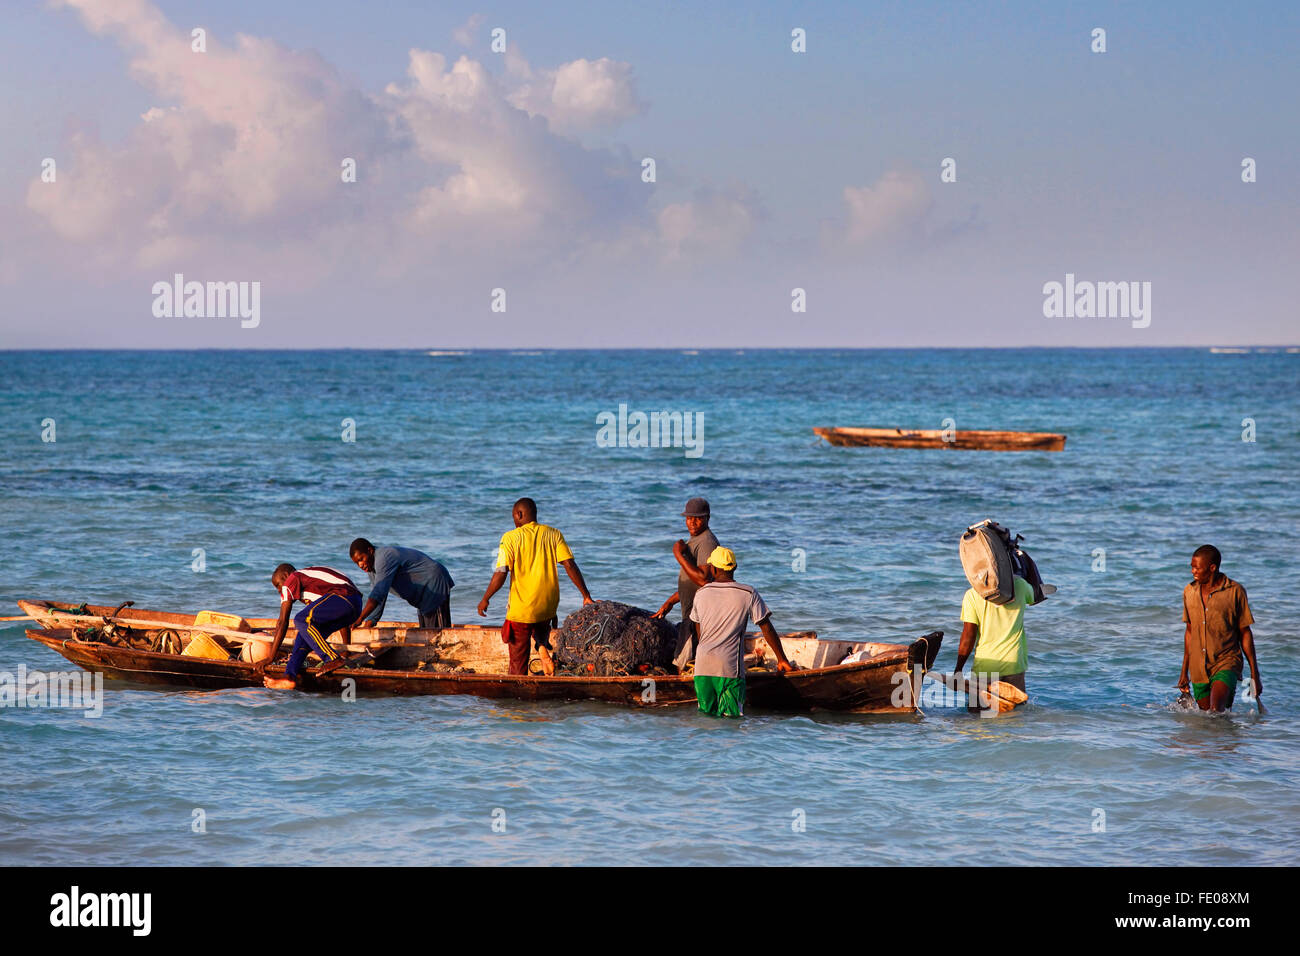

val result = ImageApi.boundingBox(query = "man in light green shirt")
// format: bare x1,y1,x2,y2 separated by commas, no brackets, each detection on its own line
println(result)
955,575,1035,705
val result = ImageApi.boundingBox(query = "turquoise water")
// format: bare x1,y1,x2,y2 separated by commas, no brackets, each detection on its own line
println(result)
1,348,1296,865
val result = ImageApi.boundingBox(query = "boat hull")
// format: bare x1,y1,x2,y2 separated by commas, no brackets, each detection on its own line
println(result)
24,626,942,714
814,426,1066,452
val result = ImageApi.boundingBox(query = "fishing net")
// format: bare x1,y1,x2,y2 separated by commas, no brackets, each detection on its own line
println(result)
552,601,678,676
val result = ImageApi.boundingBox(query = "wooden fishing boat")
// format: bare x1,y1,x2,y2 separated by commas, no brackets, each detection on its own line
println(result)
814,426,1066,452
19,600,942,714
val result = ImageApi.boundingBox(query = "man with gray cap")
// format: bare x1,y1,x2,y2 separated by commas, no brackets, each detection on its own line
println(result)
652,497,722,671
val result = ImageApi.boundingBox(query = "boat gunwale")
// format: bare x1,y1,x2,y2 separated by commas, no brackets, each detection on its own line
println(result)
25,627,918,684
19,599,920,668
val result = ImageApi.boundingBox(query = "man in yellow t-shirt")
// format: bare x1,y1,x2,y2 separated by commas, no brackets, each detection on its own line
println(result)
477,497,594,675
955,575,1035,707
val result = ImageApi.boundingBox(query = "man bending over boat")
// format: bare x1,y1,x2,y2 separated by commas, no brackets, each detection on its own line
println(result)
348,539,455,629
690,547,792,718
651,496,721,672
478,497,594,675
1178,545,1261,712
261,564,364,690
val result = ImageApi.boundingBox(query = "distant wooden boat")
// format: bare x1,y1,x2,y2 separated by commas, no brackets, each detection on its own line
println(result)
20,600,943,714
814,426,1066,452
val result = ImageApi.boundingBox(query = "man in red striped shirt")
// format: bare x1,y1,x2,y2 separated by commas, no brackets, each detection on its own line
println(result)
261,563,363,690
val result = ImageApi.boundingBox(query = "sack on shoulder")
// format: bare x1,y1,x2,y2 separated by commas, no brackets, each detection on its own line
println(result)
960,520,1016,605
1012,546,1053,605
959,519,1054,606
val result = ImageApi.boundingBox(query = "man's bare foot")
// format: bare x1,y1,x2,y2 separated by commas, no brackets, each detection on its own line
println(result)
263,677,296,690
537,646,556,676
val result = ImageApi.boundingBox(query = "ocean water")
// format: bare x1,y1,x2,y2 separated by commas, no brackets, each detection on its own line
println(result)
0,348,1296,866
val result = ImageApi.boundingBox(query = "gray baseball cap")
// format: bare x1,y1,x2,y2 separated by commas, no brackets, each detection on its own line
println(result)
681,497,711,517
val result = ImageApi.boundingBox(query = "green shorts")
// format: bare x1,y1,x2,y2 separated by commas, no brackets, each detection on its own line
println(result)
694,675,745,718
1191,669,1239,702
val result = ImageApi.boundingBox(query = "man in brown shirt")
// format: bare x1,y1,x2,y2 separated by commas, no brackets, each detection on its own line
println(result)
1178,545,1262,712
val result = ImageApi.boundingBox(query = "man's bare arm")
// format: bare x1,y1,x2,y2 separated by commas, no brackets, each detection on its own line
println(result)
953,622,978,673
259,601,293,672
478,571,508,616
672,541,708,587
757,617,793,672
560,558,594,604
1241,626,1262,698
352,598,380,630
653,591,680,618
1178,625,1191,692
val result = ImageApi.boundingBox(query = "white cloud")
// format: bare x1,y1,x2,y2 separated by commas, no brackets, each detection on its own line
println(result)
507,57,646,132
30,0,394,261
26,0,651,279
840,168,932,244
385,50,644,248
452,13,485,48
657,188,761,260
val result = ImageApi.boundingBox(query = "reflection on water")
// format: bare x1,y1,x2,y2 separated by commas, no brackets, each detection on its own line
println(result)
481,707,558,724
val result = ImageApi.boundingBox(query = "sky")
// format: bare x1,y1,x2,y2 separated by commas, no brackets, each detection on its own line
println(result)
0,0,1296,347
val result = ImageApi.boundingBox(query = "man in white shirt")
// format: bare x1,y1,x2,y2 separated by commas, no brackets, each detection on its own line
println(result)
689,547,793,717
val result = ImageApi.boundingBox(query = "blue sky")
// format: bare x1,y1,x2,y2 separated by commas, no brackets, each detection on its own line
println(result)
1,0,1296,347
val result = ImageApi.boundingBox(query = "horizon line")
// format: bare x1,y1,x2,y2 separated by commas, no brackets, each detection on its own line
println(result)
2,345,1298,353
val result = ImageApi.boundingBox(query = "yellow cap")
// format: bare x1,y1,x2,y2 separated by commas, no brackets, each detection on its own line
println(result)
707,546,737,571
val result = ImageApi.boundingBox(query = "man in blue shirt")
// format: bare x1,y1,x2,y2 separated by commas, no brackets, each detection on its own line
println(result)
348,538,455,628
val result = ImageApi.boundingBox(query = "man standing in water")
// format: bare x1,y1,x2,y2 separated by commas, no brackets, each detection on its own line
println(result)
478,497,595,675
690,547,792,717
955,574,1035,708
1178,545,1261,712
651,497,721,671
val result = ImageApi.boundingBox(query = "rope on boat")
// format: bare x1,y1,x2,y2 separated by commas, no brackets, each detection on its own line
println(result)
905,662,924,717
914,634,931,672
152,628,182,655
910,634,933,716
578,616,612,651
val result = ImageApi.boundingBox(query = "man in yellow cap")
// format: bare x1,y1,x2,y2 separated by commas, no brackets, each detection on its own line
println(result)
688,546,793,717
